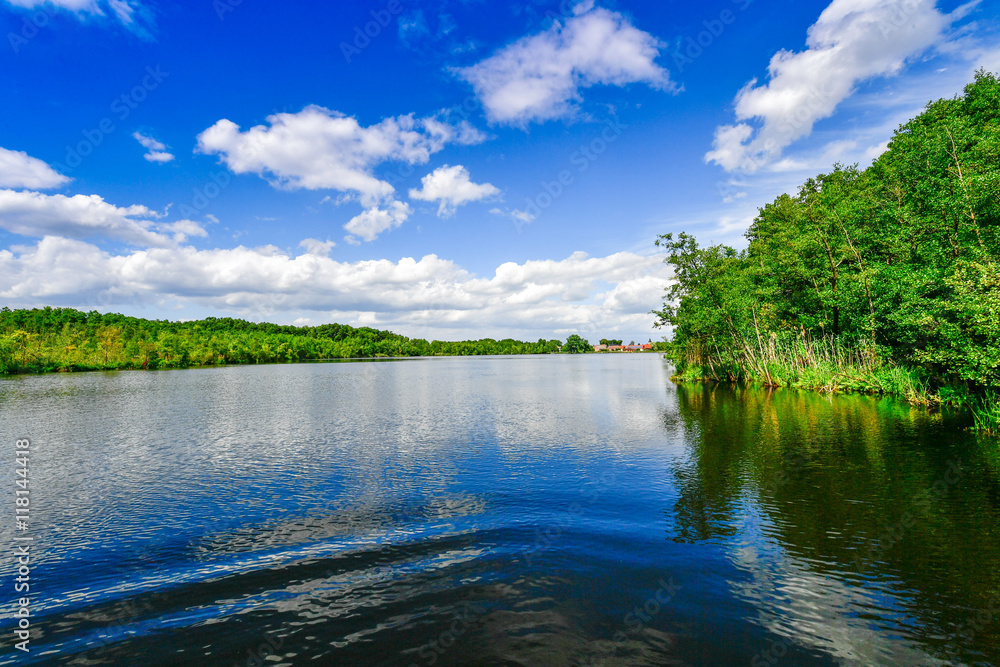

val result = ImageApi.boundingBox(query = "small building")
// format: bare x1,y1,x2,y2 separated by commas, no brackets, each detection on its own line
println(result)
593,344,608,352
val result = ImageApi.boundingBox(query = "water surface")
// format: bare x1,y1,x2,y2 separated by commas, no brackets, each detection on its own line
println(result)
1,356,998,665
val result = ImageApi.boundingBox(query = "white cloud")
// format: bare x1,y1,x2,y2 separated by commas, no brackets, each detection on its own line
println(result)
409,165,500,217
490,207,537,227
398,10,430,48
0,189,200,247
768,138,859,173
5,0,96,9
0,236,120,299
706,0,974,172
490,208,535,222
0,147,70,189
976,44,1000,74
156,219,208,244
133,131,174,163
5,0,153,36
458,4,672,125
299,238,336,256
0,239,672,340
197,105,487,207
343,200,412,243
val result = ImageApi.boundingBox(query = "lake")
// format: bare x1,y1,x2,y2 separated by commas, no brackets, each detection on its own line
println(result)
1,355,998,666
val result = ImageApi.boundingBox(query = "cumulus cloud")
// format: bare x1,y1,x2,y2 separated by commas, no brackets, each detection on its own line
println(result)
706,0,973,172
0,239,672,340
0,189,203,247
5,0,154,37
197,105,487,207
133,131,174,163
155,219,208,244
0,147,70,189
457,3,672,125
344,200,412,243
408,165,500,217
0,236,120,299
299,238,336,256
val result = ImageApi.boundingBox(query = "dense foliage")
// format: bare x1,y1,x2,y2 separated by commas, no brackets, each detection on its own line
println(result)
0,307,567,373
563,334,591,354
655,71,1000,429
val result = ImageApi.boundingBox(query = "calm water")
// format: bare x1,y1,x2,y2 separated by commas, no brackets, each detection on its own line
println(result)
1,355,998,666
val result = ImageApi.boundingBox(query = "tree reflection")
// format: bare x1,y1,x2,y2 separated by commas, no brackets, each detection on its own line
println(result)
667,383,1000,664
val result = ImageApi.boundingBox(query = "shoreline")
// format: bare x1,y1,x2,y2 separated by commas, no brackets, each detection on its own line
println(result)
667,366,999,435
0,350,666,379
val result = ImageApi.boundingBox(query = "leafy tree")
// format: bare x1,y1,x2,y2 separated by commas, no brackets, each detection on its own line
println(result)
563,334,591,354
655,70,1000,395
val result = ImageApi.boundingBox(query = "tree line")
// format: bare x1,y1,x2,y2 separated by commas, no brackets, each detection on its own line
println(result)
0,307,570,373
655,71,999,431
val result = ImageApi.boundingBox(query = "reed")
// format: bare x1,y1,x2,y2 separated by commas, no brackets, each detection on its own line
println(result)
666,333,1000,433
670,334,934,404
971,392,1000,436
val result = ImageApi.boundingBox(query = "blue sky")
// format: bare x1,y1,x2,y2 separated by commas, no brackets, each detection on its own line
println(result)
1,0,998,342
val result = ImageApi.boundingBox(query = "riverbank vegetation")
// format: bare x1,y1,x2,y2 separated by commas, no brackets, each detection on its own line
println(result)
0,307,567,373
654,71,1000,434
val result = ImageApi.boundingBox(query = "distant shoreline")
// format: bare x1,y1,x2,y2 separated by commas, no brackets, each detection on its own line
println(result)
0,307,664,377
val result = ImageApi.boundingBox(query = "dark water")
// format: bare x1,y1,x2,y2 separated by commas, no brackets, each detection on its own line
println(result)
1,355,998,666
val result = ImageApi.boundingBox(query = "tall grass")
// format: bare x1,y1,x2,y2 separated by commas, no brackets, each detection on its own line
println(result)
672,333,931,400
971,392,1000,435
668,333,1000,433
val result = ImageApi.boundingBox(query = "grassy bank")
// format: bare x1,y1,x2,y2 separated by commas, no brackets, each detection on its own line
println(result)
668,335,999,435
972,392,1000,435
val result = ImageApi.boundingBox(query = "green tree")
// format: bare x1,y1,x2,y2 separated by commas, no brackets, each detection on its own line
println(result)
655,70,1000,403
563,334,591,354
